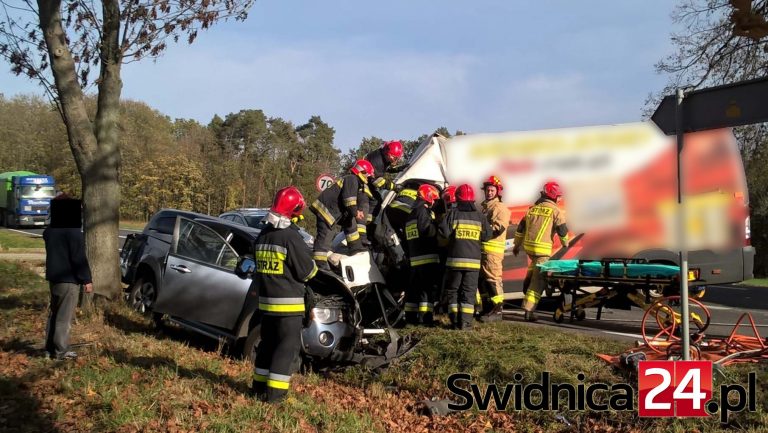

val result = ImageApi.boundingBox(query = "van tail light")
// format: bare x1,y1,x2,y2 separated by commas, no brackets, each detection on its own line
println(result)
745,216,751,246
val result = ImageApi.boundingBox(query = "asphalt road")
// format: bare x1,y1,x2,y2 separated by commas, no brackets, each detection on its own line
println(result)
5,226,142,251
501,283,768,344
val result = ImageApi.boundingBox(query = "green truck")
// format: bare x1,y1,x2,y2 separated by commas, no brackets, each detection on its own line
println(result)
0,171,57,227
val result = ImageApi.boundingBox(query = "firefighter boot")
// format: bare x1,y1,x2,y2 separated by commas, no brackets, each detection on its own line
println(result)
479,303,503,323
524,310,538,322
250,380,267,402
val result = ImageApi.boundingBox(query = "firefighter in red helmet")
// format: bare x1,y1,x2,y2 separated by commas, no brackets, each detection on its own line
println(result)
310,159,373,269
478,175,511,322
438,184,492,330
249,186,318,402
364,140,407,236
512,181,569,321
404,184,441,325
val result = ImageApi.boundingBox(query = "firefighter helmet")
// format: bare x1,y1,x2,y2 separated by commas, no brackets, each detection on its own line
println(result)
442,185,457,204
482,175,503,193
351,159,375,178
417,184,440,206
456,184,475,202
543,181,563,201
382,140,404,162
271,186,306,218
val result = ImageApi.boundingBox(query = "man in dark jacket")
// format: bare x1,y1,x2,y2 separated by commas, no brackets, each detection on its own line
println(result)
438,184,492,330
43,196,92,360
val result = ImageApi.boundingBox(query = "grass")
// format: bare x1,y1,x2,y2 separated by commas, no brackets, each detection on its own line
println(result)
119,220,147,231
739,278,768,287
0,229,45,250
0,259,765,433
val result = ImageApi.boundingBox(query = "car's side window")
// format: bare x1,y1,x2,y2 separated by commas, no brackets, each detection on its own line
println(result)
151,216,177,235
176,219,238,269
228,233,253,257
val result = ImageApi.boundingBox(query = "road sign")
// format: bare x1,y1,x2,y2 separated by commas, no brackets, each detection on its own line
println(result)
651,76,768,135
315,174,335,192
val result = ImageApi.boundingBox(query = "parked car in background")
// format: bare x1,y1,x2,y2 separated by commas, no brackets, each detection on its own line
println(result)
219,208,314,247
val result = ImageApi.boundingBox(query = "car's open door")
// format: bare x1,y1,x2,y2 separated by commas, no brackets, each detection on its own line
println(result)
153,217,251,330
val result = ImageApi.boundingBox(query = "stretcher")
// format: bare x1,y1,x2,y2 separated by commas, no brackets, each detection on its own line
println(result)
540,258,705,326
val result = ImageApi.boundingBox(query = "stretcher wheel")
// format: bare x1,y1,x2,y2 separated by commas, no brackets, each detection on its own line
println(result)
575,309,586,321
553,309,564,323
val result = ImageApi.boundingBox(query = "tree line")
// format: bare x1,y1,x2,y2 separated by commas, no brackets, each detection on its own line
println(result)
0,93,452,228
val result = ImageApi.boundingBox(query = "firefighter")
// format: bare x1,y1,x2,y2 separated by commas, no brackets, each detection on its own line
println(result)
384,184,418,240
310,159,374,269
360,141,405,241
478,175,511,322
250,186,318,403
365,140,405,194
512,181,569,321
404,184,441,325
435,185,457,315
438,184,492,330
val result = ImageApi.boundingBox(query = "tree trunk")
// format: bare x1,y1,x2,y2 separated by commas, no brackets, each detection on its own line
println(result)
38,0,123,302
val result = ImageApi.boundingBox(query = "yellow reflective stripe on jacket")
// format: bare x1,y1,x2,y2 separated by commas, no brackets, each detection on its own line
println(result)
302,263,319,282
258,296,305,313
346,231,360,243
398,188,417,200
311,199,335,225
357,224,367,233
491,294,505,304
410,254,440,266
343,196,357,207
446,258,481,269
482,240,505,254
523,239,553,256
254,244,287,259
313,252,328,261
389,201,413,213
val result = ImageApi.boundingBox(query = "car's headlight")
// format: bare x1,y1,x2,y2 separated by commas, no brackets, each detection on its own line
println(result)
311,307,342,324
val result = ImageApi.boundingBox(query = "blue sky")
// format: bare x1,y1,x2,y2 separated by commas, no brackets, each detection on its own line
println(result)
1,1,679,150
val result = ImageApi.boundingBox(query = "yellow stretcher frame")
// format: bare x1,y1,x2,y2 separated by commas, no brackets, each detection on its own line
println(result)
544,258,705,324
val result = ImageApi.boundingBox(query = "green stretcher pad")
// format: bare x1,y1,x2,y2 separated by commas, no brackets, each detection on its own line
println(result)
538,259,680,279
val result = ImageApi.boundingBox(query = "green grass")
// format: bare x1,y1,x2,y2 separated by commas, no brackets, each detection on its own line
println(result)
739,278,768,287
119,220,147,231
0,229,45,250
0,259,765,433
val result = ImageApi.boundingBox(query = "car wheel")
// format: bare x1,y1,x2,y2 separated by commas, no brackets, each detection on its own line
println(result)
242,325,262,363
129,276,157,316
